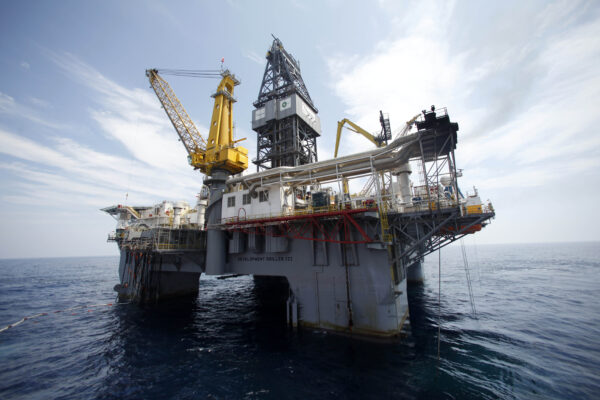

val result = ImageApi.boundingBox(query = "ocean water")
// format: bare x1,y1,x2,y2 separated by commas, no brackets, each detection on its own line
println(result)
0,242,599,399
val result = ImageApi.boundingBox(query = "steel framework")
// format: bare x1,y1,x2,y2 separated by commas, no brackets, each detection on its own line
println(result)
387,107,494,270
224,208,376,244
254,116,318,169
254,37,316,110
413,107,460,208
389,209,494,269
253,37,319,171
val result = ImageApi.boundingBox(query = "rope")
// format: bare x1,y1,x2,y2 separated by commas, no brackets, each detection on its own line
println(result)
0,302,126,333
472,235,482,283
460,238,478,317
437,247,441,361
155,69,222,78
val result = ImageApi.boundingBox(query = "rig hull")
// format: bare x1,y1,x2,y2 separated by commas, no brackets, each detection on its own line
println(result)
222,225,412,337
114,248,204,302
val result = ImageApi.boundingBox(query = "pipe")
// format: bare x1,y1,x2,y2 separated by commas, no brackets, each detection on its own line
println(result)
226,130,429,189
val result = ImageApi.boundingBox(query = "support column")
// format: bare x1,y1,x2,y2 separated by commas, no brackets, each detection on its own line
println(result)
407,260,425,283
281,244,409,338
205,169,229,275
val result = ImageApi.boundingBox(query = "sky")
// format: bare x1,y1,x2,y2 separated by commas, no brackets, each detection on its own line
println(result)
0,0,598,258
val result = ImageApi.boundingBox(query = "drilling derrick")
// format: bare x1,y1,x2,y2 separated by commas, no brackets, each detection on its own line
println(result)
252,36,321,171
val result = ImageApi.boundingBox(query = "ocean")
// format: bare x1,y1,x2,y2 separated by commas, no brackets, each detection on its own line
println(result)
0,242,598,399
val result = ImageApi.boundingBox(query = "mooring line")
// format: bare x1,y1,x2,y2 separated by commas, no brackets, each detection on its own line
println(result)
437,247,442,362
460,238,477,317
0,301,127,333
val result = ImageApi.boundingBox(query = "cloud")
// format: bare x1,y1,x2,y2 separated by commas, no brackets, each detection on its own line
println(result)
0,91,66,129
0,127,202,209
28,97,51,108
45,51,207,172
0,92,14,109
245,50,265,66
327,0,600,191
290,0,307,10
20,61,30,70
0,52,212,212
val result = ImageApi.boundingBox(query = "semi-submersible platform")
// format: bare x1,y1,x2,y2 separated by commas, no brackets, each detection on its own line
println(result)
103,37,494,339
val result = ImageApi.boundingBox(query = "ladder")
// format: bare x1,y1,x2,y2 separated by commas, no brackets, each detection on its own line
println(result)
371,158,393,244
378,201,393,243
379,111,392,143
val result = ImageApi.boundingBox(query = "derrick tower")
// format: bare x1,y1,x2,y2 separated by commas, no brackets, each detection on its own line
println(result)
251,37,321,171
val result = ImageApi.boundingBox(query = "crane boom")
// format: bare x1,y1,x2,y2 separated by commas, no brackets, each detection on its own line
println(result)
334,114,421,158
335,114,421,197
334,119,380,158
146,69,248,175
147,69,206,155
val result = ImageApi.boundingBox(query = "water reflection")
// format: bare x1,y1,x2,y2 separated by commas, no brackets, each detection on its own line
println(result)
95,275,522,399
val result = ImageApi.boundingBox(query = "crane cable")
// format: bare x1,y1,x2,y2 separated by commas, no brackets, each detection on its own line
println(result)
155,69,223,78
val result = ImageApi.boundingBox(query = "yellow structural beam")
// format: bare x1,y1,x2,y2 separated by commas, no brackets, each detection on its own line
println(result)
334,118,381,158
147,69,248,176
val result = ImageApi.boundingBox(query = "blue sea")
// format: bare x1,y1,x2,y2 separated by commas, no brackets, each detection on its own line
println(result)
1,242,599,399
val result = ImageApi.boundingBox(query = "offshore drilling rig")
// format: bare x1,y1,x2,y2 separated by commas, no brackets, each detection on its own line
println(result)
103,37,494,339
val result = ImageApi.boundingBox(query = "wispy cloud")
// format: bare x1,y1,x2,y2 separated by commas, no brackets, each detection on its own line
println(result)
290,0,307,10
0,53,211,211
20,61,30,70
327,0,600,190
245,50,265,66
0,128,201,208
0,91,66,129
45,51,207,172
28,97,51,108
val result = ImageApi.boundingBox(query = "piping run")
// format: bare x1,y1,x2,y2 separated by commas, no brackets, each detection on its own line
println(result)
226,129,430,190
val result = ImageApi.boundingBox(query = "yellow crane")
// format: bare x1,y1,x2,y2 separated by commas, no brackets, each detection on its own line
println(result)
146,68,248,176
334,113,420,199
334,118,385,199
334,112,419,158
334,118,382,158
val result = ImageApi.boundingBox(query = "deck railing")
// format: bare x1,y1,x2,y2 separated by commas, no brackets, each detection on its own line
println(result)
220,196,492,225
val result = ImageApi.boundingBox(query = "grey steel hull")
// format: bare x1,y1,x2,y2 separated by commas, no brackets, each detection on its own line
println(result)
114,250,203,302
219,231,413,338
